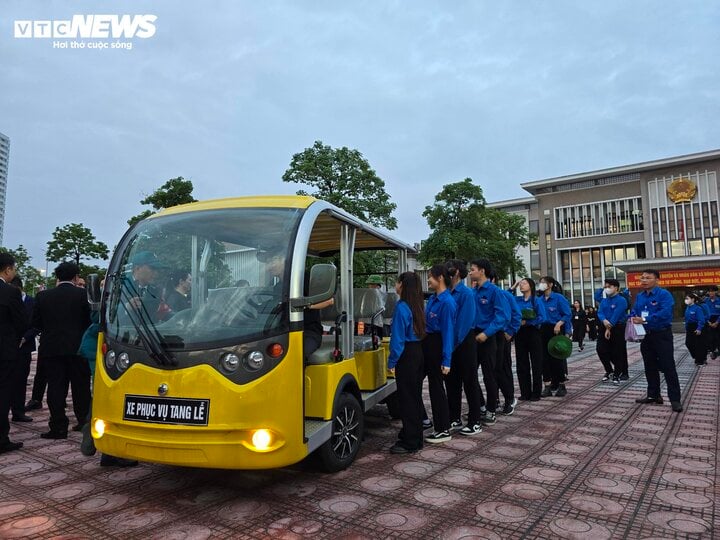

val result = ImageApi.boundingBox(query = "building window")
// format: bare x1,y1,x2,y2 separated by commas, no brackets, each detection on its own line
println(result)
554,197,643,240
530,250,540,271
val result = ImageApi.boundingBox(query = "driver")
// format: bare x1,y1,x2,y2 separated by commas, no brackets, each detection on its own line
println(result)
262,248,334,360
124,251,164,322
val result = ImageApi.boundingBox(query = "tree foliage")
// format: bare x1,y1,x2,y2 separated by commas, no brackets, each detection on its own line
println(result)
46,223,109,266
128,177,197,226
282,141,397,230
0,245,45,293
419,178,530,280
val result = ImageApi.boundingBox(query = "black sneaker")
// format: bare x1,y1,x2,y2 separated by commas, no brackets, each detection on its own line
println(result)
555,384,567,397
460,423,483,436
481,412,496,425
389,443,418,454
671,401,683,413
612,375,620,386
501,398,518,415
422,419,433,430
541,386,553,397
449,420,463,432
425,431,451,444
711,351,718,360
619,373,629,381
602,373,611,382
635,396,663,404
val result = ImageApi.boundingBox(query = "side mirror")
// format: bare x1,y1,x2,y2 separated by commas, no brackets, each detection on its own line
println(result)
87,274,102,308
291,264,337,308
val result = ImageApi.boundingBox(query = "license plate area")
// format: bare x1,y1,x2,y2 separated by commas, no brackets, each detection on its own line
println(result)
123,395,210,426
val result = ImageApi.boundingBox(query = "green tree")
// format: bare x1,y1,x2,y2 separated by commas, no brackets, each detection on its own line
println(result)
128,177,197,226
419,178,530,280
0,245,44,293
46,223,109,266
282,140,398,230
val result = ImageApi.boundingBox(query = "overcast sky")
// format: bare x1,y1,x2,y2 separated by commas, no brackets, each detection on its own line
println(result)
1,1,719,271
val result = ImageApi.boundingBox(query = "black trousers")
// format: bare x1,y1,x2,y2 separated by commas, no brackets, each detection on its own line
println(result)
422,333,450,432
703,317,719,353
540,324,566,387
395,341,424,450
476,330,498,413
494,332,514,404
640,328,680,402
31,356,47,403
515,325,543,399
686,323,706,364
45,355,91,434
446,331,482,424
10,349,32,416
596,324,627,376
0,348,19,442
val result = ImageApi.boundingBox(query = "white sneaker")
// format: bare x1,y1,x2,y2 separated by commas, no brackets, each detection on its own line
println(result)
425,431,451,443
460,423,483,436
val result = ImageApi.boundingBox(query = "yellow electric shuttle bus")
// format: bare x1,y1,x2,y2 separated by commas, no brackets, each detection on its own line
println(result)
90,195,413,471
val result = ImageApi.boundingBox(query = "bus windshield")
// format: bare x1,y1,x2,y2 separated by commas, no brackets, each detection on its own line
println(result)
104,207,303,349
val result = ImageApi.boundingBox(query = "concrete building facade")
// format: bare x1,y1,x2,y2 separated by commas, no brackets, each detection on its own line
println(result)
493,149,720,318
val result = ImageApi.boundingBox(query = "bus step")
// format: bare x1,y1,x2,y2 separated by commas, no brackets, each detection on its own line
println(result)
304,419,332,453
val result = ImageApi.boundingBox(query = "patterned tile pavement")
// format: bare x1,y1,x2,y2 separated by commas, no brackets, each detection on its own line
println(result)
1,335,717,539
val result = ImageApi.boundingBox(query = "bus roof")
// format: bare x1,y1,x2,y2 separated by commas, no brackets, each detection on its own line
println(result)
153,195,417,254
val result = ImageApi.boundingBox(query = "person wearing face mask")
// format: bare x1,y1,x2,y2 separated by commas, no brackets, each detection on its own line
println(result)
513,278,547,401
538,276,572,397
596,279,628,384
571,300,587,351
684,293,707,366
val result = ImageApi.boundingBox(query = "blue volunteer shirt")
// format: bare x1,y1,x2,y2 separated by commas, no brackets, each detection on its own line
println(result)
502,289,522,336
706,296,720,321
541,292,572,334
632,287,674,331
387,300,420,369
473,280,510,338
515,293,546,328
699,301,711,320
598,293,628,327
426,289,457,368
684,303,706,331
451,281,477,348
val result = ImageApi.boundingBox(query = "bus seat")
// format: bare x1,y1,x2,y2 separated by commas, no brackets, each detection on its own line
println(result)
353,288,384,324
307,335,337,365
383,292,399,325
319,300,341,327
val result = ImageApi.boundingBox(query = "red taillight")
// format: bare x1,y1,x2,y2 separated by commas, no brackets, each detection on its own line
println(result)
267,343,284,358
101,341,107,355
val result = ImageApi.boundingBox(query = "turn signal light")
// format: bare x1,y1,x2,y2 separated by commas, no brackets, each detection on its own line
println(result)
92,418,107,438
251,429,272,450
267,343,284,358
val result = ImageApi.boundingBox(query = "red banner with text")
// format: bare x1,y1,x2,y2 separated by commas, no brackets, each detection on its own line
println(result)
627,269,720,288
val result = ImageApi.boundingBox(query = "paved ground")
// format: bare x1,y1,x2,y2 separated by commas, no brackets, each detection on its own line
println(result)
0,335,717,539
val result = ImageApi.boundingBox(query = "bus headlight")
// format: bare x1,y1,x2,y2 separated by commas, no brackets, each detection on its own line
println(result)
105,350,116,369
117,352,130,371
92,418,106,438
220,353,240,373
244,350,264,371
252,429,272,450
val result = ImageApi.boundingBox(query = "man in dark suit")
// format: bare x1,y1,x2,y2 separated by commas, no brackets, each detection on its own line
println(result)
33,262,91,439
9,277,35,422
0,253,29,454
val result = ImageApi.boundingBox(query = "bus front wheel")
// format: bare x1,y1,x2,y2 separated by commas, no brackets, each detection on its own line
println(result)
318,392,364,472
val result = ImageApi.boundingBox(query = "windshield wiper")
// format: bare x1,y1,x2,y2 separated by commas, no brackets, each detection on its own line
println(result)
114,275,177,366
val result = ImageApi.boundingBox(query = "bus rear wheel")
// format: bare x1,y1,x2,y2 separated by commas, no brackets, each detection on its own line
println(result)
318,392,364,472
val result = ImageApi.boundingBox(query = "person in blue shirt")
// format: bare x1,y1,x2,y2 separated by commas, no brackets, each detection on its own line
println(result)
631,269,682,412
538,276,572,397
513,278,546,401
705,285,720,358
443,260,483,436
469,258,510,427
490,272,521,415
387,272,426,454
596,279,628,385
684,292,707,366
422,264,457,444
